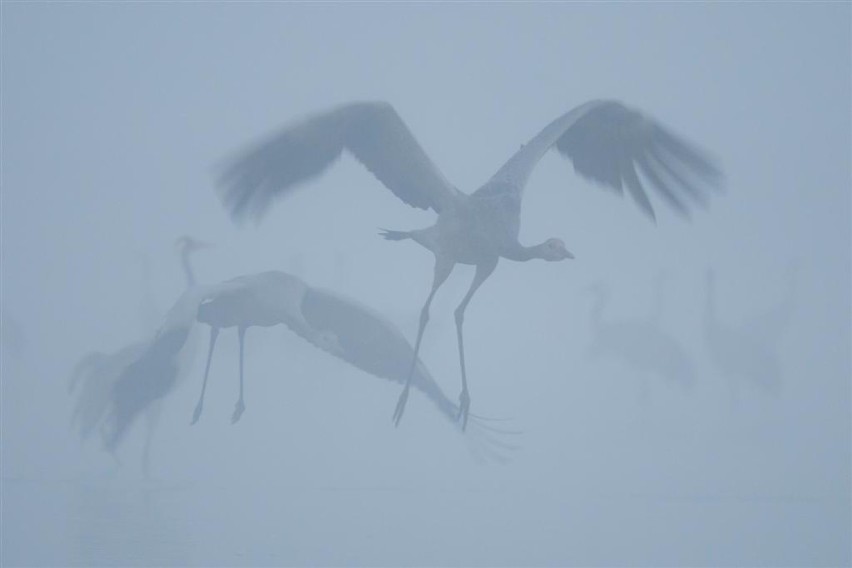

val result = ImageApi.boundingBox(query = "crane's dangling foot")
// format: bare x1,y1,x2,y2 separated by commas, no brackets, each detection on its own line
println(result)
231,400,246,424
457,389,471,431
191,402,203,425
392,385,410,427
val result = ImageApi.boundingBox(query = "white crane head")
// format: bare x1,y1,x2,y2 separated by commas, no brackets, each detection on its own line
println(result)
542,238,574,261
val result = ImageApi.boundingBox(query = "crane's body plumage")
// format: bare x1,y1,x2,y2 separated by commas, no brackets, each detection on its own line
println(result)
217,99,721,427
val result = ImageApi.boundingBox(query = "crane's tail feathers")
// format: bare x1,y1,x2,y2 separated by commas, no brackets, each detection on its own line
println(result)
378,228,411,241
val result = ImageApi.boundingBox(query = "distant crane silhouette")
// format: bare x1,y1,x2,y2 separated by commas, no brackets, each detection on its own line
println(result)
586,276,695,398
217,100,722,428
703,268,796,403
70,236,211,471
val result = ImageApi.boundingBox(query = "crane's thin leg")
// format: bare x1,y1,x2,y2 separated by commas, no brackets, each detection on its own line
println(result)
393,258,454,427
232,326,247,424
191,326,219,424
454,259,498,431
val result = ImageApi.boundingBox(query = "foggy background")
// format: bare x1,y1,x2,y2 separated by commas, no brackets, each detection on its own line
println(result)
2,3,849,567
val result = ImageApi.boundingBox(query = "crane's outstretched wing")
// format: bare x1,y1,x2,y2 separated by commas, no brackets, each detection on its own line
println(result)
68,345,146,442
296,286,517,458
218,102,462,222
101,288,203,452
485,100,722,221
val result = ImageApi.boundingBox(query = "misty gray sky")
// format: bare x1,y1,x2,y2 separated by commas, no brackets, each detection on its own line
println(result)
2,3,850,566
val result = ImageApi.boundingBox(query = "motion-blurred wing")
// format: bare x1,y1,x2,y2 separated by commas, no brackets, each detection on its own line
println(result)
486,100,723,221
218,102,462,222
295,287,461,416
101,289,202,452
68,345,146,442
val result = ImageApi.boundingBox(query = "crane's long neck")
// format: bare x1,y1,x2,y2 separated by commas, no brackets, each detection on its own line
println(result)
503,242,547,262
181,249,196,288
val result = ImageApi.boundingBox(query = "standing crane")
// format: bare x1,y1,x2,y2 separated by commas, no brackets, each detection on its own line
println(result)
216,100,722,428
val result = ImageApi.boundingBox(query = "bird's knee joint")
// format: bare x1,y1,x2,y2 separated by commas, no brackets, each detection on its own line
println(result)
454,309,465,325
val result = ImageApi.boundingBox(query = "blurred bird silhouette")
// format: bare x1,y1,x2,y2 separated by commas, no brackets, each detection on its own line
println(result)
703,267,797,404
216,99,722,428
69,236,211,473
102,285,208,455
189,270,515,461
585,275,696,400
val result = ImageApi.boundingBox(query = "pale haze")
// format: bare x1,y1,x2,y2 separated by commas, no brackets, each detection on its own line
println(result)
2,3,850,567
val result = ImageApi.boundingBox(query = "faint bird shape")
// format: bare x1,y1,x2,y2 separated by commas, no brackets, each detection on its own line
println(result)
216,99,722,428
69,236,211,472
189,270,515,460
585,276,696,398
101,286,206,454
703,267,797,402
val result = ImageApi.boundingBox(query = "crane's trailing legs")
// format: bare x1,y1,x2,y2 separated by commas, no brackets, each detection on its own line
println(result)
233,326,247,423
454,259,498,430
393,258,454,427
192,327,219,424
